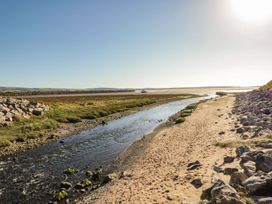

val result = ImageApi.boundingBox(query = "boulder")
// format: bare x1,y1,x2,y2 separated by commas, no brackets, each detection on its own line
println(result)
256,154,272,173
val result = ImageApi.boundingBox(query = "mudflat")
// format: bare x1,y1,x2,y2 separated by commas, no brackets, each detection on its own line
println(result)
82,96,240,203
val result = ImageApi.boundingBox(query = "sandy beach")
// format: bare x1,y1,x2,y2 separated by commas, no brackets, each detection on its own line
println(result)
81,96,242,203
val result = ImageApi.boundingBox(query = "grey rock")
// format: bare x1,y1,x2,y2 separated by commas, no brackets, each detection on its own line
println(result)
229,171,247,189
242,171,272,195
224,156,235,163
241,160,256,177
236,146,250,157
187,160,202,170
256,154,272,173
191,178,203,188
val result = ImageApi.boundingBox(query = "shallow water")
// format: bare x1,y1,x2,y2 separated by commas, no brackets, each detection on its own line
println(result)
0,94,215,203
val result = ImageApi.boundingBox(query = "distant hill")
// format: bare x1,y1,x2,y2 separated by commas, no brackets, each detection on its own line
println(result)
259,80,272,91
0,87,135,96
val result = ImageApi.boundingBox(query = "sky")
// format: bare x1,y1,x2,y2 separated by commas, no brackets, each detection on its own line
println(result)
0,0,272,88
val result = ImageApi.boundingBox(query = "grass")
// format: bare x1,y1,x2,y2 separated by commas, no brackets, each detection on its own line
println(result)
215,135,272,148
0,94,197,149
259,80,272,91
172,102,199,124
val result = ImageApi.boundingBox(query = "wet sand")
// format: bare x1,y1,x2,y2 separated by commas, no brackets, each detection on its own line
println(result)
81,96,240,203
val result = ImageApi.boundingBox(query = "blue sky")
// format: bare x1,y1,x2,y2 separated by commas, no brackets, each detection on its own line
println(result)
0,0,272,88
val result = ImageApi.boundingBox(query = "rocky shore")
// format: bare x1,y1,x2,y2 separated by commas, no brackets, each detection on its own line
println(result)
232,90,272,138
0,97,49,126
199,90,272,204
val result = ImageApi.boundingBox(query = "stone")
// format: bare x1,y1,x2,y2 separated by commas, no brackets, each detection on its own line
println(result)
256,154,272,173
103,173,117,183
256,197,272,204
242,171,272,195
229,172,247,189
236,127,245,134
236,146,250,157
213,165,224,173
32,108,44,116
187,160,202,170
224,156,235,163
224,168,239,176
241,160,256,177
190,178,203,188
201,179,239,201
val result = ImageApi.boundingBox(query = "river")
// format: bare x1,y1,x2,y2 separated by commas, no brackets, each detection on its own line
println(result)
0,94,215,203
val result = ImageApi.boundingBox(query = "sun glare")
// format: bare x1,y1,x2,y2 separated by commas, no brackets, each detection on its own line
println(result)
230,0,272,24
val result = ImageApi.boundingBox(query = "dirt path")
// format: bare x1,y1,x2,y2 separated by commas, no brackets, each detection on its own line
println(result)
82,96,240,204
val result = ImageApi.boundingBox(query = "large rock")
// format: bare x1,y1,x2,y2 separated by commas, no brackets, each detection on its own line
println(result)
240,160,256,177
201,179,243,203
256,154,272,173
229,171,247,189
242,171,272,195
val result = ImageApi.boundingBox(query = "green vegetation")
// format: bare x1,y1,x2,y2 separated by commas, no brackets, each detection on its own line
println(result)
0,94,197,150
259,80,272,91
175,117,185,124
60,181,73,189
173,103,199,124
63,167,78,175
54,190,68,201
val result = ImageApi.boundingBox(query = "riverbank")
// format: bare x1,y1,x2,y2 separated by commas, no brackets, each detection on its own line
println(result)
81,95,240,203
0,94,195,156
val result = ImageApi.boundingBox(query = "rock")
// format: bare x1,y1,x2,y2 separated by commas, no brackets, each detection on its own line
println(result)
242,171,272,195
201,179,239,201
236,127,245,134
187,160,202,170
229,172,247,189
219,131,225,135
256,197,272,204
103,173,117,183
257,142,272,149
0,97,49,126
32,108,44,116
256,154,272,173
241,160,256,177
215,196,246,204
213,165,224,173
121,171,133,178
224,168,239,176
236,146,250,157
191,178,203,188
224,156,235,163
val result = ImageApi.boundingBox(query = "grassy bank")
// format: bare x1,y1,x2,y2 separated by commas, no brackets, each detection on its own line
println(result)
0,94,197,151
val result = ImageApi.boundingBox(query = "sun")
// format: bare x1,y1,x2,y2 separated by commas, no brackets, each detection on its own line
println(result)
230,0,272,24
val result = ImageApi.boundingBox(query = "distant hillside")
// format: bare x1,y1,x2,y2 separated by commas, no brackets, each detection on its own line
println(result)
259,80,272,91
